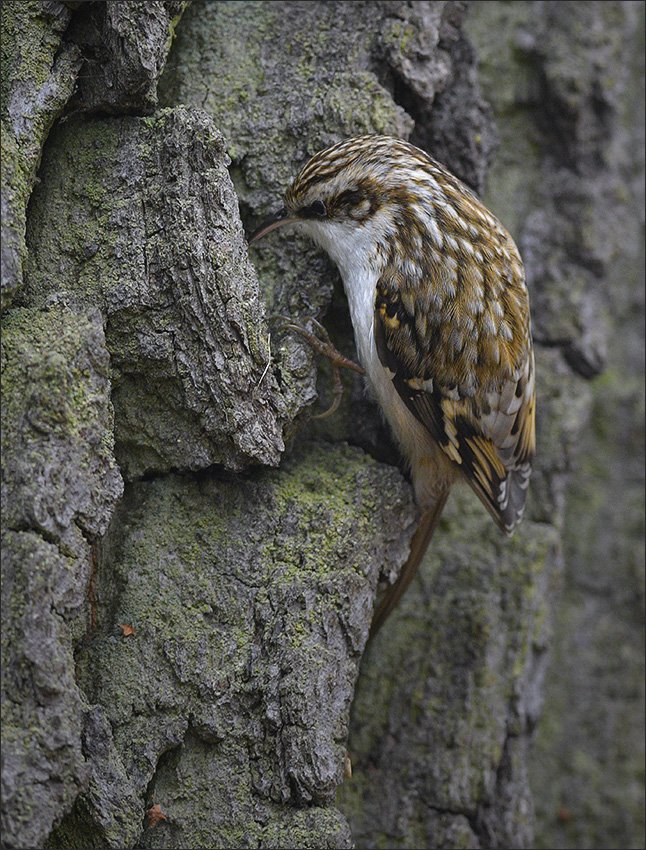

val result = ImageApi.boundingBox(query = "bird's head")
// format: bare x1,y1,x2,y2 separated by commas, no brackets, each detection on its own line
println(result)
251,136,426,273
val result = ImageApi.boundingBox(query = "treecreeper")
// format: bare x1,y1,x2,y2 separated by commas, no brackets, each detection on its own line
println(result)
252,136,536,635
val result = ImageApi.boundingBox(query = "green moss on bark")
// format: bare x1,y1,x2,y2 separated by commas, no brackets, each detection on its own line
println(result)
1,305,122,543
52,441,414,849
1,0,81,310
467,3,646,847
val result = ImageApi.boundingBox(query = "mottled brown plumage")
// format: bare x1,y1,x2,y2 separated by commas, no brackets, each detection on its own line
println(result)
253,135,536,633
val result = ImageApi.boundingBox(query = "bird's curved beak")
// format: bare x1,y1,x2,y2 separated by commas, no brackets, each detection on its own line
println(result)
249,207,298,243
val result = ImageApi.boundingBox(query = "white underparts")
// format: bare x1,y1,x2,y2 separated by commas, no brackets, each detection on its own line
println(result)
299,217,456,506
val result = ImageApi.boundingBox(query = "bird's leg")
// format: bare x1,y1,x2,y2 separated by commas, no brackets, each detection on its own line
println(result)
276,316,365,419
278,316,365,375
312,356,345,421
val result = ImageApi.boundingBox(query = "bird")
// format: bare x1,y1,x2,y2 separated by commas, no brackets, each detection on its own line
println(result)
251,135,536,637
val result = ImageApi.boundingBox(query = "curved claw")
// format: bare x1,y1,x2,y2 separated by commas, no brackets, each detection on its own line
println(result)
306,316,332,342
311,364,345,420
311,391,343,421
273,314,366,418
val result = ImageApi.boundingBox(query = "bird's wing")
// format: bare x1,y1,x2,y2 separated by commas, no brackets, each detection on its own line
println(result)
374,279,535,534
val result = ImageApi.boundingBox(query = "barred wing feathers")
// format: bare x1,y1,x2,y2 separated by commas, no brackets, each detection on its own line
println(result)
374,281,536,534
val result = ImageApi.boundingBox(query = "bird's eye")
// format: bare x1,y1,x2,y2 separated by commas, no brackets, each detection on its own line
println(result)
339,189,363,206
303,199,327,217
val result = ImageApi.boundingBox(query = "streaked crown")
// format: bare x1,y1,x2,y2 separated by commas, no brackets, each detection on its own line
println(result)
285,135,486,223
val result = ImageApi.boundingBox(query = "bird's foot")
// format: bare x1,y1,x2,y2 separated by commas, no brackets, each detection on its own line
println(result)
276,316,365,420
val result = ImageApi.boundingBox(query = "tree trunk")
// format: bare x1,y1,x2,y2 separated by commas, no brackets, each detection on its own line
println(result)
1,2,643,849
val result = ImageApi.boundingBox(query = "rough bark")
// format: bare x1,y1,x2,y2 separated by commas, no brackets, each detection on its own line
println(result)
64,0,189,115
1,0,82,310
49,442,415,850
464,4,646,847
1,304,123,847
1,2,643,850
22,108,304,478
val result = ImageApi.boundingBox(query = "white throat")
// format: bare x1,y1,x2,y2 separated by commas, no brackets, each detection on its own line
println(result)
299,217,387,371
298,214,443,504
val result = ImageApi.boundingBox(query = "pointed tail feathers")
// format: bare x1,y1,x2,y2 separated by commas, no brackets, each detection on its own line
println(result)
369,490,449,639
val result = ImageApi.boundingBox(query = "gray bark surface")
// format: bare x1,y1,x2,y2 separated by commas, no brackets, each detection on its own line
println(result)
64,1,188,115
1,0,81,310
52,442,415,850
1,2,643,849
463,5,645,847
23,108,303,478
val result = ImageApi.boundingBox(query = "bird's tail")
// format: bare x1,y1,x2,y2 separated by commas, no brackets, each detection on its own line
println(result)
369,490,449,639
